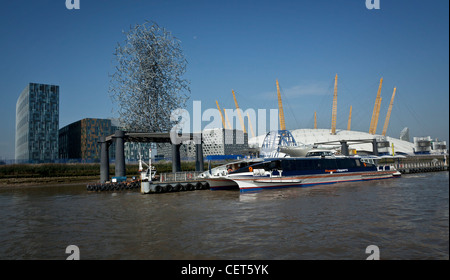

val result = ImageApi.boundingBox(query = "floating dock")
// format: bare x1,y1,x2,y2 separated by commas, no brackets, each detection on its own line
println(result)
86,179,209,193
396,163,448,174
393,154,448,174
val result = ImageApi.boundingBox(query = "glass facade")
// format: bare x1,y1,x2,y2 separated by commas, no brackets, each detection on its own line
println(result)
15,83,59,163
59,118,112,162
59,120,82,160
59,118,152,162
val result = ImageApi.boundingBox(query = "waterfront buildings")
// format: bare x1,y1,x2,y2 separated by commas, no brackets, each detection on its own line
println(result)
249,128,447,156
59,118,113,162
59,118,152,162
15,83,59,163
14,82,445,164
156,128,249,159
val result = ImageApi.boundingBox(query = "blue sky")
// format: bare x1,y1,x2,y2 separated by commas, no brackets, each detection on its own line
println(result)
0,0,448,159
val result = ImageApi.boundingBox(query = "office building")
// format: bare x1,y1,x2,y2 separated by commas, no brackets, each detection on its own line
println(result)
156,128,249,159
15,83,59,163
59,118,152,162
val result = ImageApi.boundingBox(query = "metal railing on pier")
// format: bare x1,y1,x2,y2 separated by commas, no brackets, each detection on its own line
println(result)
394,158,448,174
159,171,203,182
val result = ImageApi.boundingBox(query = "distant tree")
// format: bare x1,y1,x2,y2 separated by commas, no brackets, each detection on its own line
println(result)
109,21,190,132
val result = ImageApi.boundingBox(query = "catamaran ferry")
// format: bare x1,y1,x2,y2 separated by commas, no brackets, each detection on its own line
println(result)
200,154,401,192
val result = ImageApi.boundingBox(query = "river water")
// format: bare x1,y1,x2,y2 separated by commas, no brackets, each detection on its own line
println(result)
0,172,448,260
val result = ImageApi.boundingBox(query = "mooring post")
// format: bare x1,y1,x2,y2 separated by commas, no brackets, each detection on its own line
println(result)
195,133,204,172
372,138,379,156
172,143,181,172
114,130,126,177
99,136,110,183
340,140,349,156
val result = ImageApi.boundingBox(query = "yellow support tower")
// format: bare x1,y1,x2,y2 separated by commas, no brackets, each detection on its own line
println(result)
373,96,382,135
215,100,226,129
224,108,232,129
369,78,383,134
331,74,338,135
347,105,352,131
382,87,396,136
232,90,247,133
247,112,255,138
314,112,317,129
276,80,287,130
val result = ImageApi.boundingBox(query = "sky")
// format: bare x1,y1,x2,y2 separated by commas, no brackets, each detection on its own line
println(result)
0,0,448,160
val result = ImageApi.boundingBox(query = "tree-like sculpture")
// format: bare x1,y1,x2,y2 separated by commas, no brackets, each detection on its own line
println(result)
110,21,190,132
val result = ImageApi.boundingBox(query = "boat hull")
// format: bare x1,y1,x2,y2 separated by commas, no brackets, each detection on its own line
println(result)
208,170,399,192
207,177,240,190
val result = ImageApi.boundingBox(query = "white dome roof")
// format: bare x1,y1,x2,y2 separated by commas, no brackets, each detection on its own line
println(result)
249,128,415,155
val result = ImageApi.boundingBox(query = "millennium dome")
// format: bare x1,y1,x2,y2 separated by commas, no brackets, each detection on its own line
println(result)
249,128,416,156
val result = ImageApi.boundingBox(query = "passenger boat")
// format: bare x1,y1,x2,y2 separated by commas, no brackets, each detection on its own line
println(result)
199,158,264,190
200,153,401,192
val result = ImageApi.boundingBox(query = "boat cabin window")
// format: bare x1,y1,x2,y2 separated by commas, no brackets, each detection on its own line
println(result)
227,162,249,173
269,160,281,170
228,160,266,173
250,160,281,171
359,158,376,168
336,158,357,169
306,151,335,157
360,158,377,165
280,158,367,171
249,158,376,173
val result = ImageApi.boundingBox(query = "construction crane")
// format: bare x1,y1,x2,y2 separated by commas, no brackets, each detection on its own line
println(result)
215,100,226,129
276,80,287,131
382,87,396,136
331,74,338,135
369,78,383,134
232,90,246,133
347,105,352,131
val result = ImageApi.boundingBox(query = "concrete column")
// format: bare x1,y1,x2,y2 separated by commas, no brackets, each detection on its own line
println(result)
195,143,204,172
99,136,109,183
172,143,181,172
340,141,349,156
114,130,126,177
372,138,379,156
